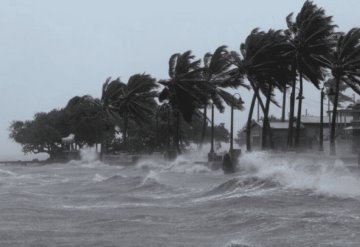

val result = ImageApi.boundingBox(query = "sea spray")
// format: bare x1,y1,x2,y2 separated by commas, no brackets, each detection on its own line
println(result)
66,148,106,168
240,152,360,198
134,151,212,174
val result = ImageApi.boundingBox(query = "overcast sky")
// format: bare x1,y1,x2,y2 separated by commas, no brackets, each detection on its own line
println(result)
1,0,359,160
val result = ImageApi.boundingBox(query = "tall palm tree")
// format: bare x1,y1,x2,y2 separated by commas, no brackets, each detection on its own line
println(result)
230,29,292,151
159,50,207,154
285,0,335,148
110,74,158,145
318,28,360,155
199,45,247,147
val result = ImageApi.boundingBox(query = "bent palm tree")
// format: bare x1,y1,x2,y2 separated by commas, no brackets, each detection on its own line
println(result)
199,45,247,147
230,28,292,151
318,28,360,155
159,50,206,154
111,74,158,146
285,0,335,148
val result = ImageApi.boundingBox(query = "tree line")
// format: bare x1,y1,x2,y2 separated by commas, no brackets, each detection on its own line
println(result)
9,1,360,159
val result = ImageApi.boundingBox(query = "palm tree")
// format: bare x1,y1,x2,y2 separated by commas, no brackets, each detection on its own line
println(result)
100,77,128,155
318,28,360,155
285,0,335,148
110,74,158,146
159,50,207,154
199,45,247,147
230,29,292,151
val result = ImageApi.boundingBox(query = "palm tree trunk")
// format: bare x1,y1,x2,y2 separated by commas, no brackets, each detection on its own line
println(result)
281,88,286,122
246,93,257,152
200,105,207,147
261,87,272,150
248,79,274,148
295,72,303,148
330,76,340,156
287,66,297,148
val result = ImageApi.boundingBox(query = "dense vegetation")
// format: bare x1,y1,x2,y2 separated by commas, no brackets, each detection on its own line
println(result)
9,1,360,158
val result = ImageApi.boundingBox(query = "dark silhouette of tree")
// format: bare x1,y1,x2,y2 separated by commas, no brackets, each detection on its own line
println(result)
9,109,67,159
64,95,106,148
318,28,360,155
109,74,158,146
230,28,292,151
285,0,335,148
159,51,206,154
199,45,247,147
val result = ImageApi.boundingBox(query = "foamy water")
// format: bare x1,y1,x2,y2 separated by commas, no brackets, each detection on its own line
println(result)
0,150,360,246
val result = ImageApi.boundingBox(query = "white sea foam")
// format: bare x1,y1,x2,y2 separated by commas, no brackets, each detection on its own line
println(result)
142,170,160,185
92,173,107,182
241,152,360,198
223,239,251,247
0,168,17,176
135,159,165,170
168,162,211,174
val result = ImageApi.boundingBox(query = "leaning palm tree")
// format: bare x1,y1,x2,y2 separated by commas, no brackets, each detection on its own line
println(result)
230,28,292,151
199,45,247,147
318,28,360,155
285,0,335,148
110,74,158,146
159,50,207,154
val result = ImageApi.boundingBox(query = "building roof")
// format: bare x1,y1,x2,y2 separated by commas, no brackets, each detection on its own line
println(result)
344,126,360,130
256,121,304,130
301,116,328,124
301,115,353,124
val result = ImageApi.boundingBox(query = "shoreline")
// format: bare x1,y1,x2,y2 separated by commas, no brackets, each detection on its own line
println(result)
1,150,358,167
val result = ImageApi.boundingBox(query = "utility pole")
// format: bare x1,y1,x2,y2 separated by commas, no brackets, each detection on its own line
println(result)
210,104,215,154
328,98,331,126
229,93,241,155
319,88,324,152
230,103,234,153
281,89,286,122
257,100,260,122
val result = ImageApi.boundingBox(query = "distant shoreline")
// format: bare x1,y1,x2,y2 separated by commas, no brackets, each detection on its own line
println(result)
0,160,49,166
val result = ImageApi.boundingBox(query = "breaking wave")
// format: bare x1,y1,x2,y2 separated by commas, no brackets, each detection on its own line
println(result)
240,152,360,198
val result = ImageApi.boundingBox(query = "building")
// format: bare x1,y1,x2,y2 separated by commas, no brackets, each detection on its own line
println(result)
301,116,330,142
350,102,360,153
242,121,305,150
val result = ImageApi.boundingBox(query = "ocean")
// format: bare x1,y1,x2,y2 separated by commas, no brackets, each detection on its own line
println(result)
1,150,360,247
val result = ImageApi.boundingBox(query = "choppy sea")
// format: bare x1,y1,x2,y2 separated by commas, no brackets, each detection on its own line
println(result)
1,150,360,247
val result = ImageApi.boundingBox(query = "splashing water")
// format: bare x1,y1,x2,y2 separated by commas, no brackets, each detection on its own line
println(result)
241,152,360,198
1,149,360,246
